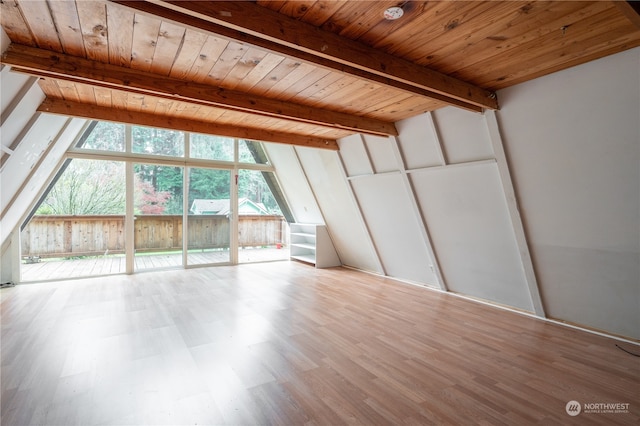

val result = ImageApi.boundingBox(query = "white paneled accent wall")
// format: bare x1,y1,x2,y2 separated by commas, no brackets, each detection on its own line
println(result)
398,108,533,303
411,162,532,310
496,47,640,339
362,134,398,174
339,128,440,287
432,106,494,164
336,108,535,300
350,173,438,286
396,113,443,169
337,134,372,176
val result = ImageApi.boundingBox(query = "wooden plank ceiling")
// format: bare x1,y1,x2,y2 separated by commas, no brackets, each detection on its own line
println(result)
1,0,639,149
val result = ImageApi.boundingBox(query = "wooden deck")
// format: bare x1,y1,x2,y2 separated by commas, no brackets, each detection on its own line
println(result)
1,262,638,425
21,247,290,282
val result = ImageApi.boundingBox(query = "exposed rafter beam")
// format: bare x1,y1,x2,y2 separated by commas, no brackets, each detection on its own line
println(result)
614,1,640,29
38,98,339,150
111,0,496,112
1,44,396,137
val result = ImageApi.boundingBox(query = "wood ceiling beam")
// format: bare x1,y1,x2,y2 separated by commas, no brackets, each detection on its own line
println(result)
614,1,640,29
110,0,495,112
38,98,339,150
1,44,396,137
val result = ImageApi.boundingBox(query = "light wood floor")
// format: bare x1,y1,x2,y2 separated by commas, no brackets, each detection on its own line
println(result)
2,261,638,425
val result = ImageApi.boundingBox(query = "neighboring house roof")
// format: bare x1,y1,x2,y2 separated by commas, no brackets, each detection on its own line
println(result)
237,199,269,215
190,198,269,215
190,199,228,214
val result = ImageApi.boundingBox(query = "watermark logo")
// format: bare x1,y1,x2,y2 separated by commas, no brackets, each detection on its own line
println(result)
566,401,581,416
566,400,630,416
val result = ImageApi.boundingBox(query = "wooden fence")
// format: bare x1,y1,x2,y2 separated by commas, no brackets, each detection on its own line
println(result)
21,214,288,258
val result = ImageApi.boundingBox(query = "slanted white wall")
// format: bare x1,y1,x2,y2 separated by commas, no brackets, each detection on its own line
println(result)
295,146,381,273
263,144,324,224
341,133,438,285
266,142,381,273
496,47,640,339
395,110,534,309
1,72,43,150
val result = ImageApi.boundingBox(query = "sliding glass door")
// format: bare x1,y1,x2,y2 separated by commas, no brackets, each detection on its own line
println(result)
187,167,232,265
133,163,184,271
237,169,289,263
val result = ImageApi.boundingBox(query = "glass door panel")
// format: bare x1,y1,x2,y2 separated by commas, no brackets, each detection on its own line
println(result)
237,169,288,263
187,168,231,265
134,164,184,271
20,158,126,281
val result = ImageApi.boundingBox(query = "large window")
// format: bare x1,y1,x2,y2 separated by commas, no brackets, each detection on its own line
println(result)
132,126,184,157
78,122,125,152
21,159,126,281
239,139,269,164
21,122,290,281
190,134,234,161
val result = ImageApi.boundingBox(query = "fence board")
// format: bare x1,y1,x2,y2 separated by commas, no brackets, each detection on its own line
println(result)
22,214,286,257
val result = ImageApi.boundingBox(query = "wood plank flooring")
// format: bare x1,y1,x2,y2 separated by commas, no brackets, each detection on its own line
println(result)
2,261,638,425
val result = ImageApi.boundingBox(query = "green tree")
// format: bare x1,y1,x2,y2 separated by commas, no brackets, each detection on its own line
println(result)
37,159,126,215
132,127,185,214
132,126,184,157
190,134,234,161
80,122,125,151
238,169,281,214
189,168,230,202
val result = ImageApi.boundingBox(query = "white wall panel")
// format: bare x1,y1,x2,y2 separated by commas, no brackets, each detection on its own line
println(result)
497,47,640,338
1,117,86,246
411,162,532,310
396,114,443,169
0,81,45,150
0,26,9,52
296,147,381,273
363,135,397,173
351,173,437,285
264,143,323,224
338,134,372,177
1,114,69,210
0,68,35,119
433,107,493,164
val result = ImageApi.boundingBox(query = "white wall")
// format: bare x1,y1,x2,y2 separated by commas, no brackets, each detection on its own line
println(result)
340,132,442,285
350,173,437,285
295,146,381,273
394,109,534,308
411,161,533,310
496,48,640,339
266,141,382,273
264,143,323,224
